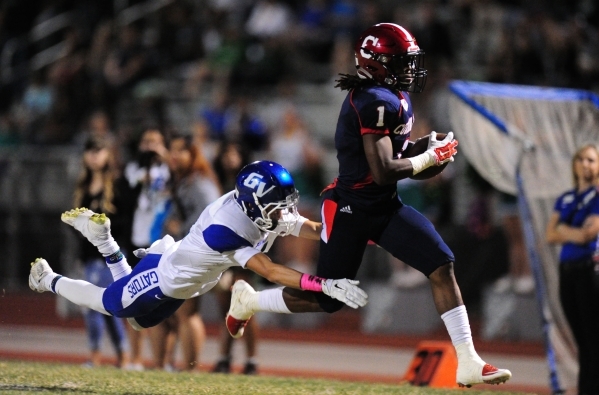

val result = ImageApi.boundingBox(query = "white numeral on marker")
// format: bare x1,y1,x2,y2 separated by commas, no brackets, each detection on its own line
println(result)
376,106,385,127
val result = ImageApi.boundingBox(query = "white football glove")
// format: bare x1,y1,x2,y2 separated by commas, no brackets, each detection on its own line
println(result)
425,131,458,165
322,279,368,309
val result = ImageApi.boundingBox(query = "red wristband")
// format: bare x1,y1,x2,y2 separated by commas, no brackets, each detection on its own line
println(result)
300,274,324,292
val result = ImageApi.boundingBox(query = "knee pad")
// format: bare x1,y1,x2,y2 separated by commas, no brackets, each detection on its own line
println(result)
128,314,165,329
126,317,144,331
315,293,344,313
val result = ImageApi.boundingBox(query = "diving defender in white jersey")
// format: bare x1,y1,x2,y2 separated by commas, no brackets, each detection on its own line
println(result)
28,161,368,331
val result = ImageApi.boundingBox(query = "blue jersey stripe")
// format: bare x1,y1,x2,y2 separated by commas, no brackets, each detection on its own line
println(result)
203,224,252,253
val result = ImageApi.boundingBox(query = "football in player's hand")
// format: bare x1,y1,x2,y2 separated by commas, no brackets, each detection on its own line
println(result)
403,133,450,180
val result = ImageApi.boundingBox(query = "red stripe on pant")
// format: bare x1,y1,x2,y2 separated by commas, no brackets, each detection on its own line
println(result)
321,199,337,243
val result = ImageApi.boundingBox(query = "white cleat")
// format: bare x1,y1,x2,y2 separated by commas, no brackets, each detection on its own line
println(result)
61,208,115,254
29,258,57,293
457,359,512,388
225,280,257,339
61,207,110,244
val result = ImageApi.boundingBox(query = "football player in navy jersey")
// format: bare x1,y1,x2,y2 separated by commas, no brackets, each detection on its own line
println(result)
28,161,367,335
226,23,511,387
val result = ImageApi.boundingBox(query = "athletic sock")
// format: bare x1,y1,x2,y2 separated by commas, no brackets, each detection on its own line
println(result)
441,305,472,346
96,235,119,257
441,305,484,363
257,288,291,314
105,251,132,281
54,277,109,315
49,275,62,293
39,272,58,293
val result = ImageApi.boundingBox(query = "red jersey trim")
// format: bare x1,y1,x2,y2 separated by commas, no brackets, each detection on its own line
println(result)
321,178,338,195
321,176,374,193
352,174,374,189
398,91,405,117
361,127,388,136
349,90,362,129
321,199,338,243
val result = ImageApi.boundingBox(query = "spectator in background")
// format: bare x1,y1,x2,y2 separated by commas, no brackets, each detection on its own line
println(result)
329,0,360,38
125,128,171,252
294,0,334,66
200,89,231,142
245,0,292,40
16,68,54,143
210,141,259,374
268,105,324,205
328,0,360,77
0,113,21,146
546,144,599,395
75,110,116,153
87,21,113,111
47,26,92,143
165,134,221,239
234,0,291,86
213,141,251,192
103,23,149,118
22,69,54,119
492,192,534,295
191,118,220,164
103,24,148,89
183,25,244,98
266,105,323,290
409,3,454,69
227,96,269,153
123,127,171,371
151,134,221,371
444,182,509,314
83,110,114,141
71,135,134,368
158,2,203,67
511,15,545,86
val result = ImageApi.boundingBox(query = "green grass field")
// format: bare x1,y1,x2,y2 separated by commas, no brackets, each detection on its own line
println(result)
0,360,532,395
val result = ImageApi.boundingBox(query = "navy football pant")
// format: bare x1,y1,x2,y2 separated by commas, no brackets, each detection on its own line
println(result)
315,191,454,313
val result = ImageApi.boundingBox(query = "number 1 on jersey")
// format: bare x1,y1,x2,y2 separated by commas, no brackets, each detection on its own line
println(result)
376,106,385,127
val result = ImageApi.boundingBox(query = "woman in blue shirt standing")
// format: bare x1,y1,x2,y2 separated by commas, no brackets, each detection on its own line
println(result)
546,143,599,395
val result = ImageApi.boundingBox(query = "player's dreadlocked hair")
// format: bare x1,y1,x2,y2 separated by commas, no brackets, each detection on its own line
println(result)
334,74,375,91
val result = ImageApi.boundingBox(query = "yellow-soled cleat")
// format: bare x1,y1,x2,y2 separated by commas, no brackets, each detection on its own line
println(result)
29,258,56,293
60,208,112,250
90,212,108,225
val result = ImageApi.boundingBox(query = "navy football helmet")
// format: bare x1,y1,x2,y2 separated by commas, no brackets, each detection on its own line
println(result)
235,161,300,235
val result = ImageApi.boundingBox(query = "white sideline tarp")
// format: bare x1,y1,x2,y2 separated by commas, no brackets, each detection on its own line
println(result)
448,80,599,391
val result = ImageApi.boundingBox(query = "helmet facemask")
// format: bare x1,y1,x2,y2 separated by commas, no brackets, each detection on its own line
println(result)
372,51,427,92
238,189,300,236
